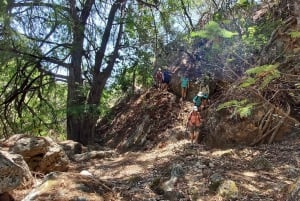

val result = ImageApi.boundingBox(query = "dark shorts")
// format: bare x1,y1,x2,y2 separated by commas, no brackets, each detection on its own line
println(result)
162,79,170,84
189,125,200,133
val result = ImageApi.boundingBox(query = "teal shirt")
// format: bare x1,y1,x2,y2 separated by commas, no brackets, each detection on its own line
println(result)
181,77,189,88
193,94,208,107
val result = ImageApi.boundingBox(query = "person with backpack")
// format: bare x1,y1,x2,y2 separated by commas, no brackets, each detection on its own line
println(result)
193,91,209,111
155,68,163,89
180,73,189,101
162,69,171,90
187,106,202,143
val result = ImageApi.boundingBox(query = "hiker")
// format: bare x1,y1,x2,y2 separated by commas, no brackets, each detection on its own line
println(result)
187,106,202,143
162,69,171,90
155,68,163,89
193,91,209,111
180,73,189,101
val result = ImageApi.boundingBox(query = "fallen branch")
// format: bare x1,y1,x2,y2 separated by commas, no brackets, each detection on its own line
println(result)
268,103,291,144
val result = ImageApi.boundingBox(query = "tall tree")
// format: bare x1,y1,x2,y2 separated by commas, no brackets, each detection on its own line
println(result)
0,0,204,144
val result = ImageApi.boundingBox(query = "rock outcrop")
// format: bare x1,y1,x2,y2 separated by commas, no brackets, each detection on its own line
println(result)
7,135,69,173
0,150,33,193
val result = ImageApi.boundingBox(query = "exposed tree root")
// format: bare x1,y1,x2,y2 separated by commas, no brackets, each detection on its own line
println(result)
252,103,293,146
258,107,274,138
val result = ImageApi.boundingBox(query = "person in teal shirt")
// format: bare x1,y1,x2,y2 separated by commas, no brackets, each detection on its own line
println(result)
193,91,209,111
180,74,189,100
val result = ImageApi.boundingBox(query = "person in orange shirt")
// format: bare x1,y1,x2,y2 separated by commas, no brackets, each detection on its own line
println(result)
187,106,202,144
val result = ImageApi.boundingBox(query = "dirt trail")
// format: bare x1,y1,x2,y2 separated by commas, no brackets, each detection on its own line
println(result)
68,133,300,200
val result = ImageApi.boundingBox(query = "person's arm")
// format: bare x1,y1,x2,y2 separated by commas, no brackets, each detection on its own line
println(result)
192,96,196,103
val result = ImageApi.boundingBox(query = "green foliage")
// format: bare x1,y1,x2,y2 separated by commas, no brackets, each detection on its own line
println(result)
242,20,280,52
240,77,256,88
217,99,257,118
0,56,67,138
241,63,280,89
237,0,251,7
190,21,238,39
290,31,300,38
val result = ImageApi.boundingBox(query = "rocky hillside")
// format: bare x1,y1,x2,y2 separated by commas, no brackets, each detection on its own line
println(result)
96,88,194,152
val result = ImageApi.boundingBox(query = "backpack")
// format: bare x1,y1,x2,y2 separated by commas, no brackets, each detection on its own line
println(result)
189,111,201,127
163,71,171,82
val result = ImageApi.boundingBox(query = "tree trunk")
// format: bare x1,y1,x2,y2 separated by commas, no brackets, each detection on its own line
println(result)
74,0,126,145
67,0,95,144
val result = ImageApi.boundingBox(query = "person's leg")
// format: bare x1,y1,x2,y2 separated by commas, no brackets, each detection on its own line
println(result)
183,87,187,99
181,87,184,100
190,132,194,143
200,104,205,111
190,125,195,143
194,127,200,143
166,82,170,90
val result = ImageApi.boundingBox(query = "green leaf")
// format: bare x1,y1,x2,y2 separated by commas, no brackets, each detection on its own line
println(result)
217,99,257,118
240,77,256,88
290,31,300,38
243,63,280,88
221,29,238,38
191,21,238,39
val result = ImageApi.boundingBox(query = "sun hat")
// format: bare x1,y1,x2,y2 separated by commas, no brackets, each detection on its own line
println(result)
193,106,198,111
197,91,204,97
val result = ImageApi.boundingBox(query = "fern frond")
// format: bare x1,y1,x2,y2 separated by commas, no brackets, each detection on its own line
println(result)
217,99,257,118
290,31,300,38
240,77,256,88
242,63,280,89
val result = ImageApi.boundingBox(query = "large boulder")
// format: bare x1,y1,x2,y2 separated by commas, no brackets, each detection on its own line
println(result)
0,150,33,193
7,135,69,173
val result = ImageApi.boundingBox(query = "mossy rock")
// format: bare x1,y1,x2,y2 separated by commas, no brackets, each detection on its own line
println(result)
217,179,239,200
250,156,272,171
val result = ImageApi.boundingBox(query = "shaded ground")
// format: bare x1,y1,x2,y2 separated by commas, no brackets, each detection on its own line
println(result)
12,136,300,200
47,137,300,201
11,88,300,200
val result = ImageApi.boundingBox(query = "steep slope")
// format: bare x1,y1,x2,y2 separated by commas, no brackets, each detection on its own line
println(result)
96,88,195,152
